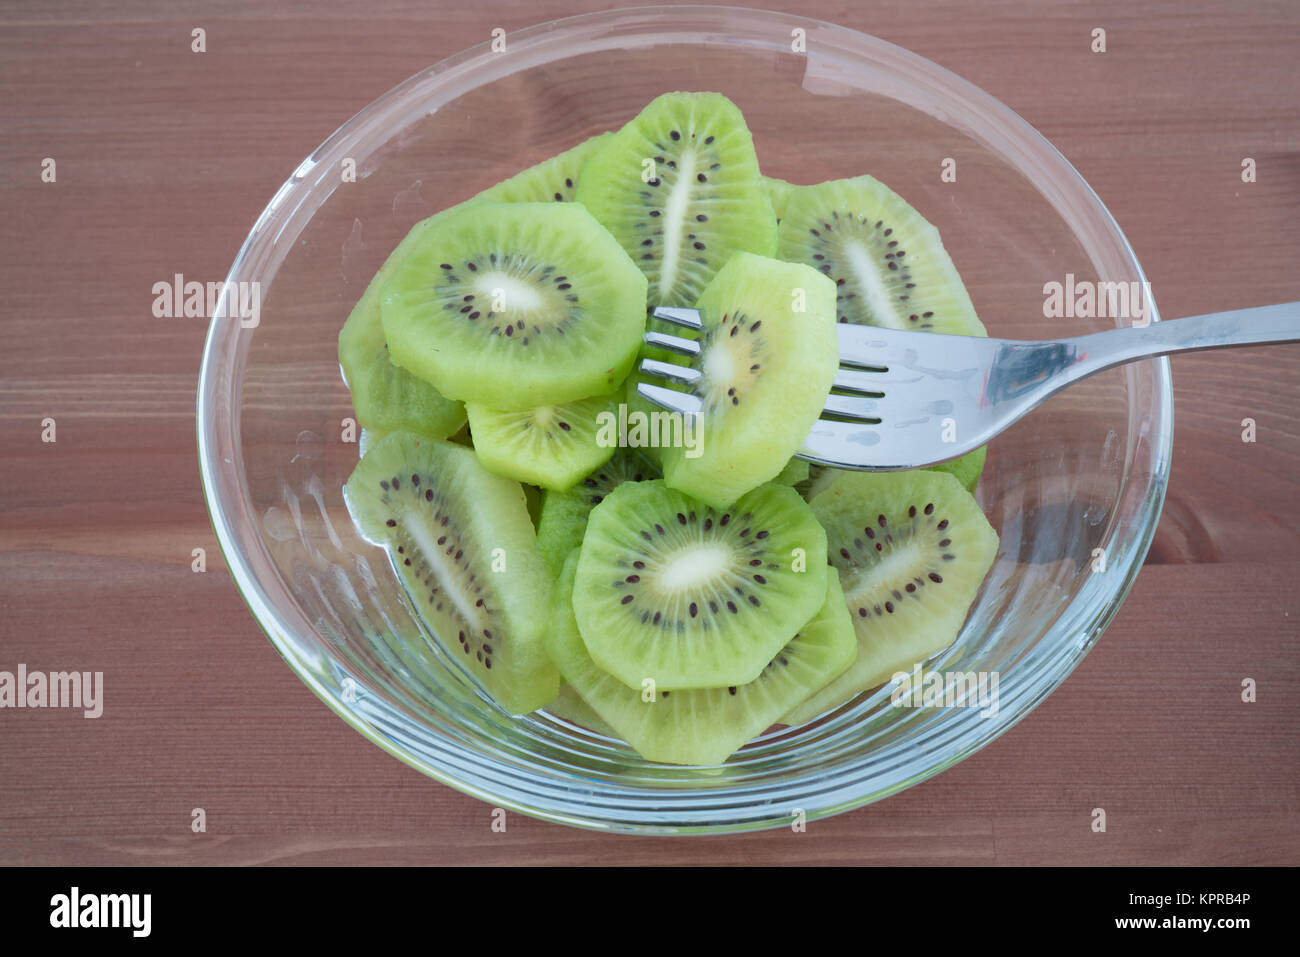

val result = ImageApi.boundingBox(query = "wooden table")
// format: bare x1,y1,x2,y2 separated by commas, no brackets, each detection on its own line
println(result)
1,0,1296,865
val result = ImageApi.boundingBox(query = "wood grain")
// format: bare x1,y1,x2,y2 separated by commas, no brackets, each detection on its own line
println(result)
0,0,1297,865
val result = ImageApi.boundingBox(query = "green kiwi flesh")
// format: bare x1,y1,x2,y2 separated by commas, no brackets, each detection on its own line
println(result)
522,483,543,528
465,393,619,491
344,431,559,714
778,175,990,486
545,682,619,738
617,364,675,464
659,251,838,509
928,445,987,493
338,212,467,440
576,91,778,308
550,550,856,765
335,93,1003,756
572,479,828,691
776,175,987,335
783,469,998,725
475,132,613,204
762,175,796,223
380,201,648,411
800,445,989,503
773,456,811,486
535,449,659,574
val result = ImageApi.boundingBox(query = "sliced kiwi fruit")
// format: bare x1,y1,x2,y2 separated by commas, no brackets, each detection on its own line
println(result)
573,479,828,691
380,201,648,411
762,175,796,223
576,91,778,309
522,483,543,529
545,682,619,738
337,93,1003,736
475,132,613,204
799,446,989,503
358,426,385,457
447,420,474,447
465,392,619,492
794,463,837,503
927,445,987,493
782,469,998,726
658,251,838,509
338,212,468,440
344,431,559,714
550,549,856,765
617,365,680,465
776,175,987,335
773,456,810,487
535,448,659,574
778,175,990,488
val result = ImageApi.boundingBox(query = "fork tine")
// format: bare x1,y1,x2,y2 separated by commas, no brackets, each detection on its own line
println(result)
643,330,701,357
635,367,885,422
832,369,887,395
822,394,882,421
639,358,701,385
634,306,1002,470
650,306,704,329
635,381,702,416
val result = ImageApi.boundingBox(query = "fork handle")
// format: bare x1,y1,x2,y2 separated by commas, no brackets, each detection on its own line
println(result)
1067,301,1300,376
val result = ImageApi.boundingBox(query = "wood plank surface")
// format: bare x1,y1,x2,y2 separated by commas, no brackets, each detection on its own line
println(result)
0,0,1297,865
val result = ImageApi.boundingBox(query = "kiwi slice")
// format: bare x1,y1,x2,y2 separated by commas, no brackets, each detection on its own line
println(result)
546,682,620,738
535,449,659,574
338,212,468,440
617,365,676,465
762,175,796,223
928,446,987,493
782,469,998,725
778,175,990,488
658,251,838,509
344,431,559,714
522,482,544,529
573,479,828,691
550,550,856,765
475,132,613,203
799,446,989,503
380,201,648,411
795,463,837,503
776,175,987,335
773,456,810,487
576,92,778,308
465,393,619,492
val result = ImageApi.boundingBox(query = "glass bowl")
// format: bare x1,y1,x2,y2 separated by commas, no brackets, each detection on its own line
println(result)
197,5,1171,834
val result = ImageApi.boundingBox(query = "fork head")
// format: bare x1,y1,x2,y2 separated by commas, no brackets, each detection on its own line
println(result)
636,307,1009,470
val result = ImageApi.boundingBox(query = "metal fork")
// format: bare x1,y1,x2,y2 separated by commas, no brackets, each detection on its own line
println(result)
636,302,1300,470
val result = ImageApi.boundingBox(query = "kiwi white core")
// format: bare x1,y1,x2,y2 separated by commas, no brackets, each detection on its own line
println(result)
843,539,922,603
657,543,731,591
843,239,902,329
476,272,544,314
399,500,484,628
657,149,698,302
702,338,736,386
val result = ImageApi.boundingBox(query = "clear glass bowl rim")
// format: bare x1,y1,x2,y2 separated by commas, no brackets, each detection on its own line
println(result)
196,4,1173,835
